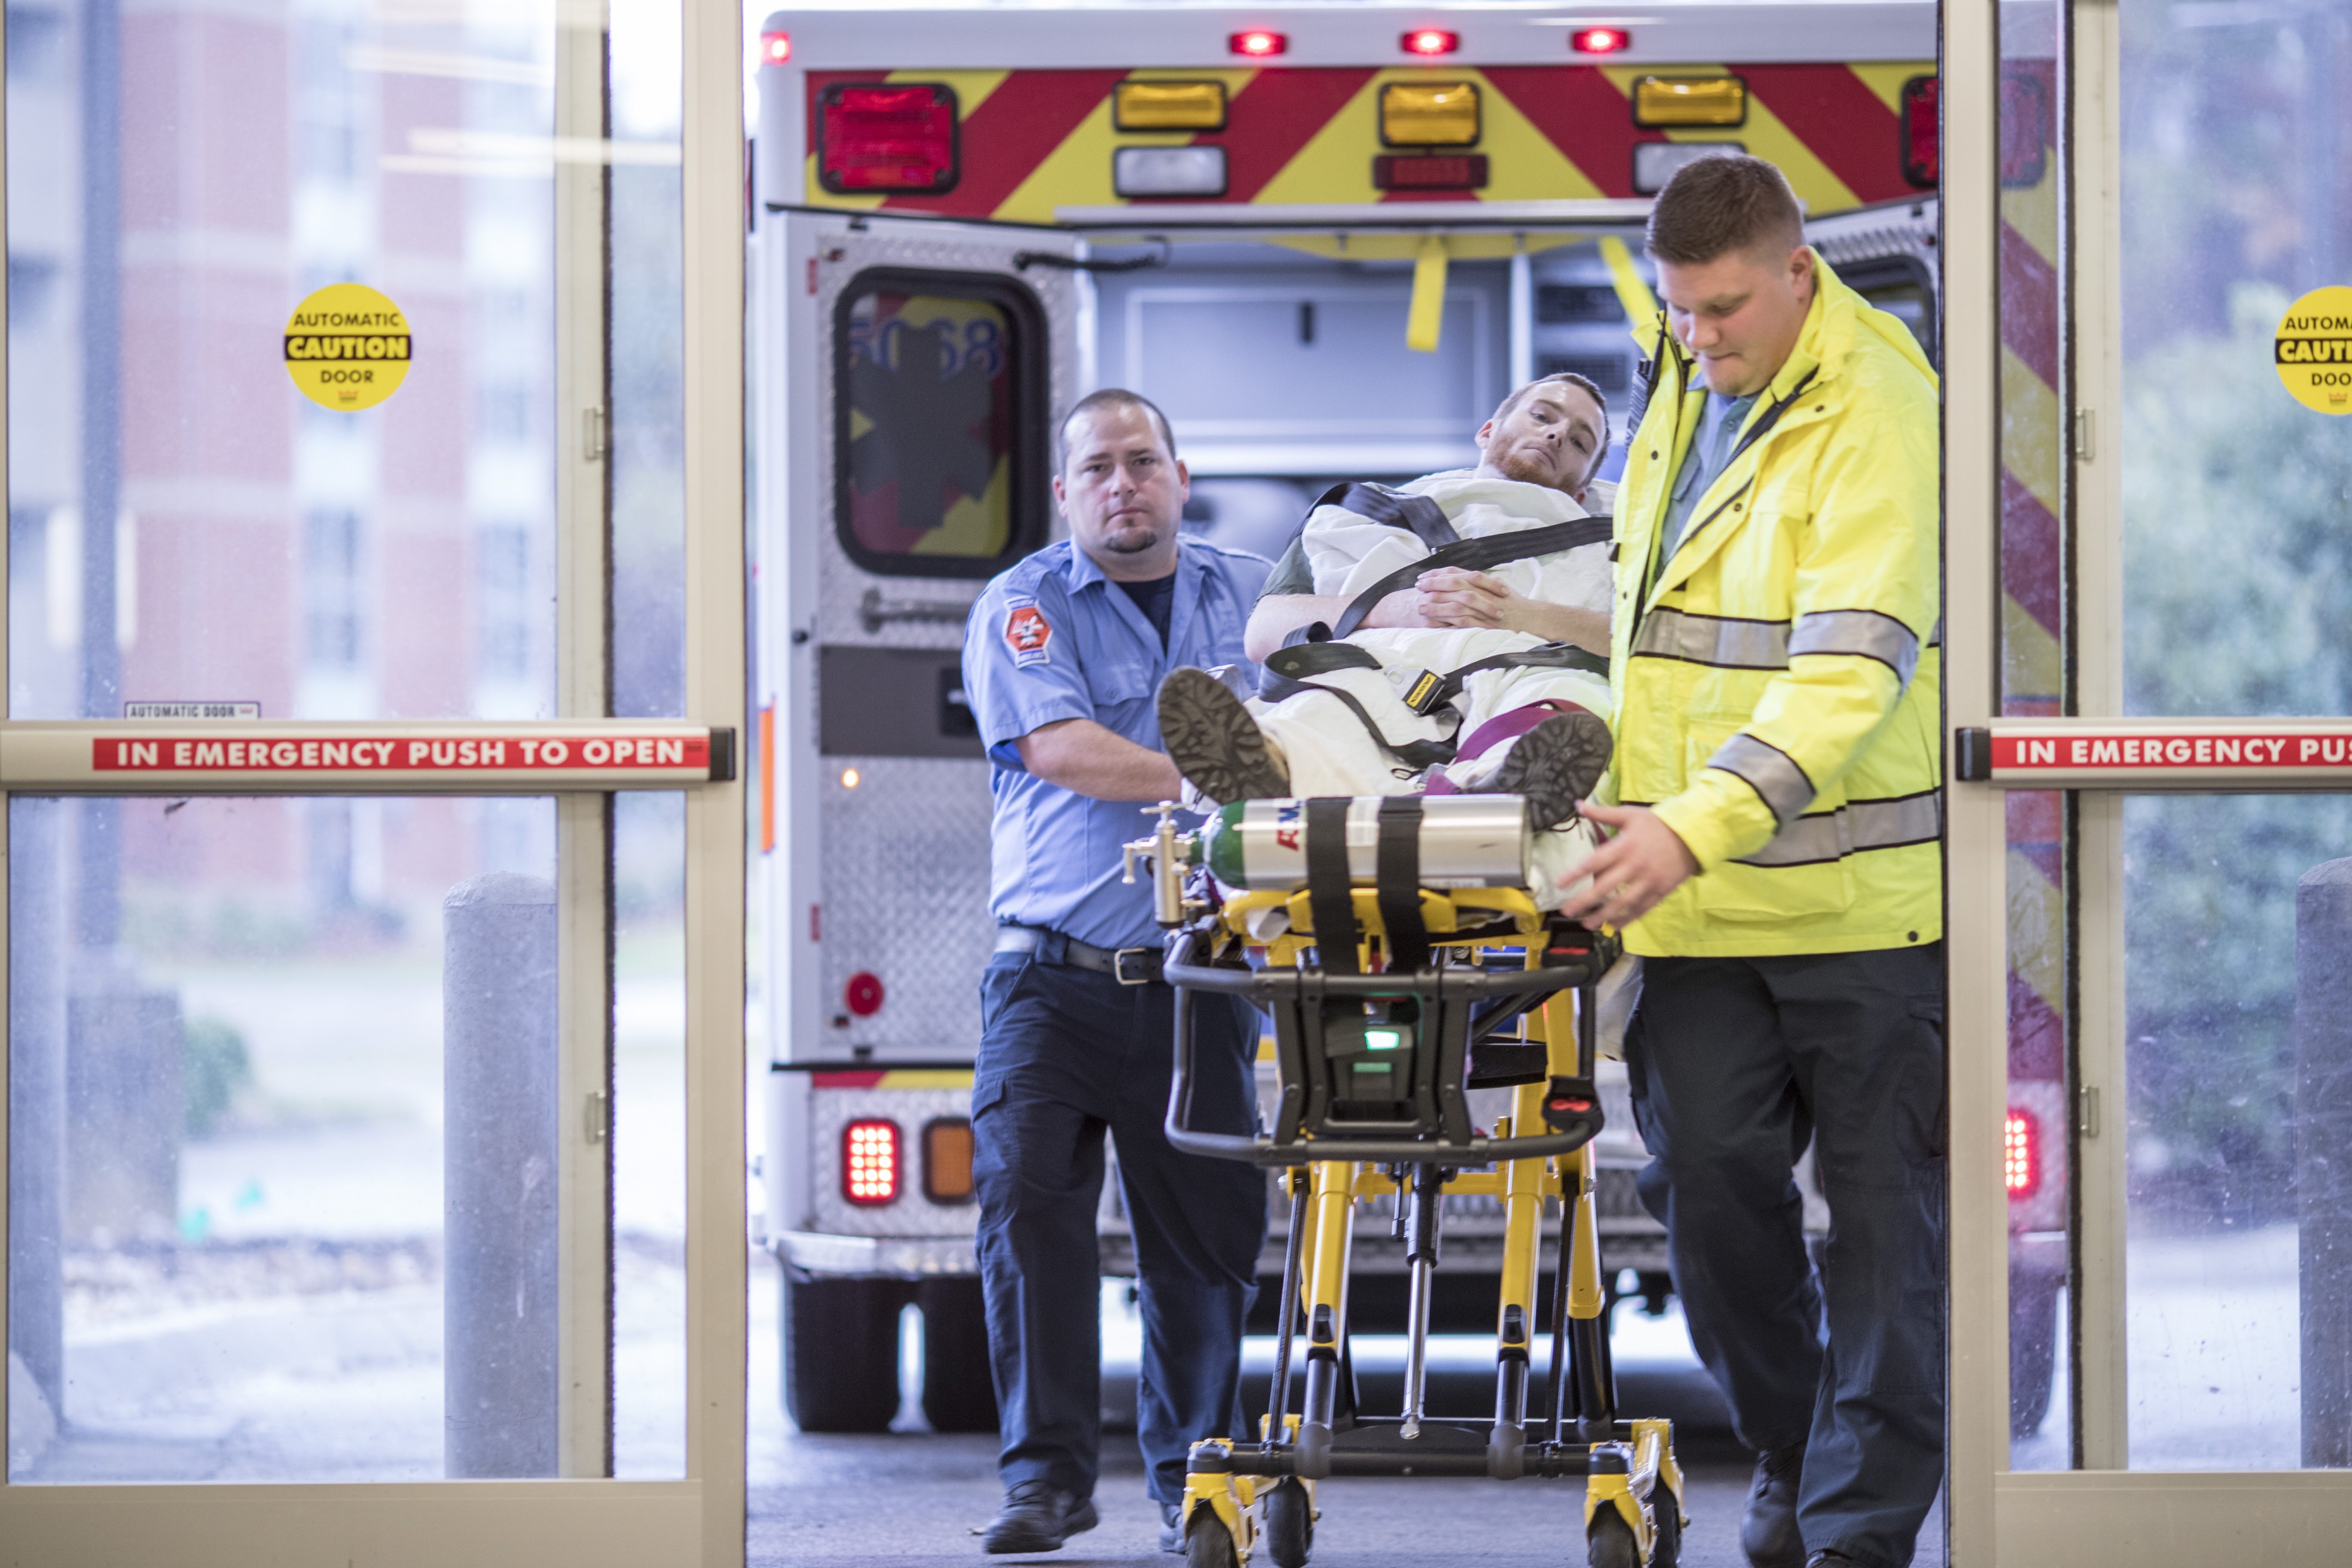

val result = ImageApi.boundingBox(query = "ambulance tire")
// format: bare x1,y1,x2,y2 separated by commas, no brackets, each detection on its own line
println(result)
1586,1504,1638,1568
918,1277,1000,1432
2009,1273,2061,1438
783,1272,902,1433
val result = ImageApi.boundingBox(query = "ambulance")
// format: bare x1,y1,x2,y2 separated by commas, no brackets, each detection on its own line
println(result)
743,1,2030,1437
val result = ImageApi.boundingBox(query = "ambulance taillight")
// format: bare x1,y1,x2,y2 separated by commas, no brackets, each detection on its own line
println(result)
816,83,959,195
2004,1109,2039,1199
1902,74,1940,188
843,1119,903,1205
759,29,790,65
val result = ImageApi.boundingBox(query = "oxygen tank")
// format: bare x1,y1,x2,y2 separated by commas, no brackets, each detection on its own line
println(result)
1196,796,1531,891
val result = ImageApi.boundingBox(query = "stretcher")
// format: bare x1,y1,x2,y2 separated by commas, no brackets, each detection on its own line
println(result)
1123,798,1687,1568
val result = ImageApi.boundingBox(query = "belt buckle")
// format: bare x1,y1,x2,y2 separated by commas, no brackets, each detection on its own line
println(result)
1112,947,1157,986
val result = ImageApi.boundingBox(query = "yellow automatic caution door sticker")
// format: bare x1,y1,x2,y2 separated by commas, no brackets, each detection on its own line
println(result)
283,283,411,410
2275,285,2352,414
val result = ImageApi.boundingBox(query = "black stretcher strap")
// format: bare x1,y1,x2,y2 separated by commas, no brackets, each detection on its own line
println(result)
1375,796,1430,973
1332,516,1614,638
1303,797,1360,975
1311,481,1460,553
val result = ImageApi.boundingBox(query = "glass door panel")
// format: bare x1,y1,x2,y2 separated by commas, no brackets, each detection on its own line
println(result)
6,792,687,1483
2117,0,2352,717
1,0,680,722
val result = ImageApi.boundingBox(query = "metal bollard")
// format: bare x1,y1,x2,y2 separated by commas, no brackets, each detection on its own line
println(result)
2295,858,2352,1467
443,871,560,1478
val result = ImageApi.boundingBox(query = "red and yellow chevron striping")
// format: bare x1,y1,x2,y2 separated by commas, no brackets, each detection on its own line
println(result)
802,62,1935,223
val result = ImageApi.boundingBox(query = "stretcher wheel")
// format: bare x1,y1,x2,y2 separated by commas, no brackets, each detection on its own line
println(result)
1651,1496,1681,1568
1264,1479,1313,1568
1185,1513,1240,1568
1585,1505,1638,1568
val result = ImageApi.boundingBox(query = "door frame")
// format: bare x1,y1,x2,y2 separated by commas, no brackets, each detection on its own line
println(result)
0,0,748,1562
1948,1,2352,1559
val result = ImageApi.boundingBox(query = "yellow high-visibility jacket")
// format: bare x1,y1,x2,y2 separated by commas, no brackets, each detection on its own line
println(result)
1602,254,1941,958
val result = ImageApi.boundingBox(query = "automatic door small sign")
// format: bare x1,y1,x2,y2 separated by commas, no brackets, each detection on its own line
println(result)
2275,285,2352,414
284,283,412,411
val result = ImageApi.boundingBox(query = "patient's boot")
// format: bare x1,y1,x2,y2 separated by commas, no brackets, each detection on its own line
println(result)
1478,709,1613,829
1157,667,1291,804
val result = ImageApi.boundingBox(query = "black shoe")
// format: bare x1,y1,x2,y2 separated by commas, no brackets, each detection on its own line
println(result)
982,1481,1099,1554
1158,1502,1185,1554
1158,667,1289,804
1740,1444,1806,1568
1479,709,1614,829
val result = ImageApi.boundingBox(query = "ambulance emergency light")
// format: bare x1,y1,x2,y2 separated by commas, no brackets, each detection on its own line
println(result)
1229,29,1286,57
1571,26,1630,55
816,82,959,194
1113,80,1228,132
1379,82,1480,147
1632,75,1748,128
1402,28,1459,56
759,29,790,64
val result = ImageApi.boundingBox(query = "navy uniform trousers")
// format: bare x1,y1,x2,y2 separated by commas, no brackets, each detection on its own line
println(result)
971,943,1267,1507
1624,944,1946,1568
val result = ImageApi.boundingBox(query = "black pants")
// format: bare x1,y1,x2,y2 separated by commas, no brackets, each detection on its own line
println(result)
971,949,1267,1507
1624,945,1946,1568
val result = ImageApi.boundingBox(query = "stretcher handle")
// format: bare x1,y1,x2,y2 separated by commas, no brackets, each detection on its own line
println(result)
1162,956,1600,1002
1165,980,1604,1168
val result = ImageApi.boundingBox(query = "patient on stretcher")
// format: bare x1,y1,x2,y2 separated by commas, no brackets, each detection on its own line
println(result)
1158,372,1617,908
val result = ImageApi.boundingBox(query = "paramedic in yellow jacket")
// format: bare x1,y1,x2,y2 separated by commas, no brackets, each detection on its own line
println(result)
1557,157,1943,1568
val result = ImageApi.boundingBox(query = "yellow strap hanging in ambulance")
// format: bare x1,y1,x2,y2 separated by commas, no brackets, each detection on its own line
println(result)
1407,234,1449,353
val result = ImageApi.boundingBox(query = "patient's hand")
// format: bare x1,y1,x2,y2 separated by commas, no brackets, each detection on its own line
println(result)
1415,567,1516,628
1417,569,1608,654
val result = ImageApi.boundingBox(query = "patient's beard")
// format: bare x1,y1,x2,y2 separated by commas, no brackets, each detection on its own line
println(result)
1491,445,1575,492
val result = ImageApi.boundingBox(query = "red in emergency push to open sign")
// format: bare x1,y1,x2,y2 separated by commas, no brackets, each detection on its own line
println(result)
1994,732,2352,770
92,733,710,774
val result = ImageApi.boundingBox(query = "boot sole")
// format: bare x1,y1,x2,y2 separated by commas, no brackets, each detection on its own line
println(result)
1157,667,1289,804
1488,710,1614,829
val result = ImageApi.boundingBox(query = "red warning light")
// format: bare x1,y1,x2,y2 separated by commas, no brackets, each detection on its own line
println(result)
1570,26,1630,55
1229,29,1287,57
759,29,791,65
1402,28,1460,56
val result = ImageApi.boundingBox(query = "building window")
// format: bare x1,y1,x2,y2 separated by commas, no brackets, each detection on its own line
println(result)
303,508,364,671
478,523,531,682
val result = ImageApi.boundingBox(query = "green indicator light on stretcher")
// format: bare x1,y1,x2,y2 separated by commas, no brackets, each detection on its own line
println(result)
1363,1028,1405,1050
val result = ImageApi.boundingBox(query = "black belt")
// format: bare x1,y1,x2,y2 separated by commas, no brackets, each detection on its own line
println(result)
995,925,1164,985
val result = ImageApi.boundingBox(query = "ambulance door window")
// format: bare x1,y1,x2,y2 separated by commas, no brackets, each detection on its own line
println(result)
833,270,1047,579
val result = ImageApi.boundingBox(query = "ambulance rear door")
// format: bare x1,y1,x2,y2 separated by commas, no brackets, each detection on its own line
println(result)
763,212,1083,1087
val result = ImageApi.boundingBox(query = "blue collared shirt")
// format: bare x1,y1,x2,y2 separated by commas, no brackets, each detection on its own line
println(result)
965,537,1271,951
1658,389,1759,564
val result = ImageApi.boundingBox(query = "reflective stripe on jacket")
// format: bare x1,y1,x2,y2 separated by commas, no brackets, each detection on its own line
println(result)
1602,254,1941,958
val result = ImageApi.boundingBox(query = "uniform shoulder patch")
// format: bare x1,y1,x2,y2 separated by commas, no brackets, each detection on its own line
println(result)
1003,600,1053,667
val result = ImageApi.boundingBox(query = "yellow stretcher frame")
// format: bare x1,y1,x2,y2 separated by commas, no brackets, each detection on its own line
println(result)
1169,888,1687,1568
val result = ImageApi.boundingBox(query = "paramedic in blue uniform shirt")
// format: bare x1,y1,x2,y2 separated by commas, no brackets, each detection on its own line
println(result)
962,388,1271,1557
